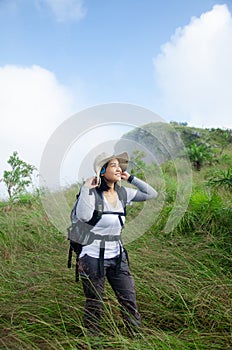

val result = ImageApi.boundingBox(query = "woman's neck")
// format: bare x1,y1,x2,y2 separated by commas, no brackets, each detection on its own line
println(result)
106,181,115,192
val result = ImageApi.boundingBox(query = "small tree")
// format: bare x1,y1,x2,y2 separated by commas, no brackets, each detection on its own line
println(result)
187,143,214,171
1,151,36,199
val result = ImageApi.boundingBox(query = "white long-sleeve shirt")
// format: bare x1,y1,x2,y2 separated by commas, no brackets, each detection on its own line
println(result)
75,177,157,258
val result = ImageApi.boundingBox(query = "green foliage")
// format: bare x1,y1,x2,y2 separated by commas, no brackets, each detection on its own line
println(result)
161,160,177,177
209,128,232,155
0,196,231,349
175,190,225,233
220,153,232,166
1,125,232,349
172,189,232,265
130,150,146,180
1,151,36,199
163,177,178,204
207,167,232,191
186,143,215,171
170,120,188,126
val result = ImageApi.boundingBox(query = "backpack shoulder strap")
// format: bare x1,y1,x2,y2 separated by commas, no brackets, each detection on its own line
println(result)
70,191,80,222
115,184,127,203
115,185,127,216
87,187,104,226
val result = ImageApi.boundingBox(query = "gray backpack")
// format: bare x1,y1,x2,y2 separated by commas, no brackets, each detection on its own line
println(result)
67,185,127,281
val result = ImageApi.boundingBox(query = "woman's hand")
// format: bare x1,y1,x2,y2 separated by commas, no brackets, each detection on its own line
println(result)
84,176,98,188
121,171,130,181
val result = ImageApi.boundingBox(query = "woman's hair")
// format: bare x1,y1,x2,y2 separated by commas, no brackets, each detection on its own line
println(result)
99,176,111,191
98,161,117,191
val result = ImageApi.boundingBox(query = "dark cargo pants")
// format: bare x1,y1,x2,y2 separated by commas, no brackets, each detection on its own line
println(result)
78,251,141,334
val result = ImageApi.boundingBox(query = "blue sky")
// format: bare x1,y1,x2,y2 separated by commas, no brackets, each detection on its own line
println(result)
1,0,232,194
1,0,229,109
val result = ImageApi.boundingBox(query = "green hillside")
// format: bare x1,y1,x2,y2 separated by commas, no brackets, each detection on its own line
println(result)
121,122,232,163
0,124,231,349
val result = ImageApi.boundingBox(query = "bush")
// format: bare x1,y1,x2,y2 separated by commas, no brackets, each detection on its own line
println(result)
207,167,232,191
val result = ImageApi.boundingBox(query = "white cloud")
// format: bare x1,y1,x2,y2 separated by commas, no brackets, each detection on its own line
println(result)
0,64,75,197
153,4,232,129
39,0,87,22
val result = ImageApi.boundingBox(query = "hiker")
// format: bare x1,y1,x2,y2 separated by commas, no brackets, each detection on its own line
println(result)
75,152,158,335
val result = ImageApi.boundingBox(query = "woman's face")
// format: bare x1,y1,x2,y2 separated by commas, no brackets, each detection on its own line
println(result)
103,158,122,183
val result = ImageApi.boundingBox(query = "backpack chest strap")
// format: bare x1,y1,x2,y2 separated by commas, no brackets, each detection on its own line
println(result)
101,211,125,228
93,234,122,242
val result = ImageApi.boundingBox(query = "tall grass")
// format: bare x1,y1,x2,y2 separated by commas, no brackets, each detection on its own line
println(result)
0,158,232,349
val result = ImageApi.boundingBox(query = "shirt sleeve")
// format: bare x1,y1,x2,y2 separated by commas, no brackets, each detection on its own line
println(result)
75,185,96,222
75,177,158,221
125,176,158,203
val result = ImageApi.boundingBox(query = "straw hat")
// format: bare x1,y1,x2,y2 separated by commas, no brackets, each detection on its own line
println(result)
93,152,129,184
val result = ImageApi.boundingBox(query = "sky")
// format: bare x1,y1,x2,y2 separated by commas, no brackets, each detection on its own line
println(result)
1,0,232,196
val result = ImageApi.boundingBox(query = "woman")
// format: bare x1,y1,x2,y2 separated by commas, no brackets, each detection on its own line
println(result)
75,151,157,336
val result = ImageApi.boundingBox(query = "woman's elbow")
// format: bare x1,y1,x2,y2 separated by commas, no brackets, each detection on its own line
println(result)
149,190,158,199
75,211,93,223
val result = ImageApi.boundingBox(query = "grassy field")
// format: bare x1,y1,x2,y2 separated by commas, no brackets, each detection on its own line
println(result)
0,147,232,349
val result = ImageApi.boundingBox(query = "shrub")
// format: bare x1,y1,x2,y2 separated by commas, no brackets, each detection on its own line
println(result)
207,167,232,191
187,143,215,171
